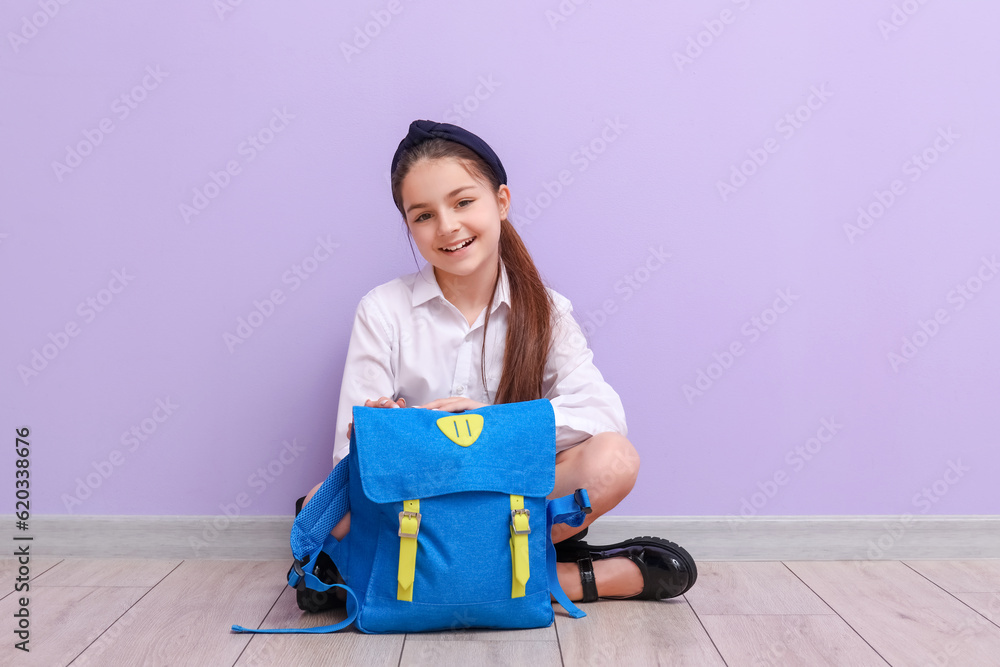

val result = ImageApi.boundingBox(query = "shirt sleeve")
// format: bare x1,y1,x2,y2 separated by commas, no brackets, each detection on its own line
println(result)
331,294,397,465
542,292,628,452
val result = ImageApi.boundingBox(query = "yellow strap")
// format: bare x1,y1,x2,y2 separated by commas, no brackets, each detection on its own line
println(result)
510,495,530,598
397,499,420,601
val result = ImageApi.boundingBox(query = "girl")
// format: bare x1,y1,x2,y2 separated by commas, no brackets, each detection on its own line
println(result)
297,120,695,609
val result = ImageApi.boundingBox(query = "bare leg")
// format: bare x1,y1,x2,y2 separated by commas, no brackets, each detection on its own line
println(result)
547,432,644,599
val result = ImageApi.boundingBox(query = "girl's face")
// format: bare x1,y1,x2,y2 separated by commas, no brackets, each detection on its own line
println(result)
401,157,510,285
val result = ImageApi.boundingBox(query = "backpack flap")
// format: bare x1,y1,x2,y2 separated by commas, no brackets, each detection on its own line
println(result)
352,398,556,502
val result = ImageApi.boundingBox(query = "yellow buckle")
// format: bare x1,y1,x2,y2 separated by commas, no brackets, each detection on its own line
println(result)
398,500,420,601
398,510,421,538
510,508,531,535
509,496,530,598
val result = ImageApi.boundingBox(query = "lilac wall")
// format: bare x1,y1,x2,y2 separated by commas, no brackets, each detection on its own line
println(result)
3,2,997,519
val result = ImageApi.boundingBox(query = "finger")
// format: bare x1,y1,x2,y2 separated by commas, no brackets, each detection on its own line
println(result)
397,398,406,408
347,422,353,439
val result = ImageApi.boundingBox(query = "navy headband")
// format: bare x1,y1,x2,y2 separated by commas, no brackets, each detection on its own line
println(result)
391,119,507,185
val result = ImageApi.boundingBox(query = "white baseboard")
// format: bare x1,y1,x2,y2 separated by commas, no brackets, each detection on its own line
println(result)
15,515,1000,560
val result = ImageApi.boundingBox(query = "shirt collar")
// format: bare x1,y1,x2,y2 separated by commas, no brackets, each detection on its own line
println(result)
412,260,511,313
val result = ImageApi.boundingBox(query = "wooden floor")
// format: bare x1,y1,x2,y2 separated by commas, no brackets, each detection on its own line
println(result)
3,558,999,666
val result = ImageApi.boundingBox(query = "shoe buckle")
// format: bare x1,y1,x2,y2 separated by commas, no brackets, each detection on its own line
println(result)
398,510,422,538
290,559,308,591
510,508,531,535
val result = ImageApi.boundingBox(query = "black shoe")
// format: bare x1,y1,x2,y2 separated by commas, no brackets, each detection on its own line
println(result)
558,535,697,602
292,495,347,612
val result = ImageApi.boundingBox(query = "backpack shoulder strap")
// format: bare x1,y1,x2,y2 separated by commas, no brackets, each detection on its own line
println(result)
289,457,350,562
232,458,358,635
231,584,359,634
546,489,592,619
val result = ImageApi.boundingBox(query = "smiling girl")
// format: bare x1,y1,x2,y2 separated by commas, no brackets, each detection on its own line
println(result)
297,120,696,610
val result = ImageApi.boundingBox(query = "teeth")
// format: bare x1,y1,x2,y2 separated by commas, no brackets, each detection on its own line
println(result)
443,238,474,252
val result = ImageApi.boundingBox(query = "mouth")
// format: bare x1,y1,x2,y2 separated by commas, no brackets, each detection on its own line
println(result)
440,237,476,253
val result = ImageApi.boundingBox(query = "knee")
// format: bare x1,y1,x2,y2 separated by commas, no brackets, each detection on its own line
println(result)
586,432,640,496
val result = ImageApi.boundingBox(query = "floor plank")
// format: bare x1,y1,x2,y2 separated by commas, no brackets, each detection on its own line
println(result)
905,560,1000,593
953,593,1000,623
70,560,287,667
684,562,832,615
0,557,63,597
787,561,1000,666
0,586,146,667
8,556,998,666
399,637,562,666
233,586,403,667
699,614,889,666
556,599,726,666
34,558,180,587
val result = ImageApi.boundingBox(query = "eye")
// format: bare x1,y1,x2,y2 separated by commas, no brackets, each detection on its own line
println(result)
413,211,431,222
457,199,473,208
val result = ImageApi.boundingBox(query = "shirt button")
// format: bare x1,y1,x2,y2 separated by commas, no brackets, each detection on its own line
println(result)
454,385,465,395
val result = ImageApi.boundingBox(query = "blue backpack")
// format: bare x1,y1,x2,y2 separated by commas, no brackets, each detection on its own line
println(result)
233,398,591,634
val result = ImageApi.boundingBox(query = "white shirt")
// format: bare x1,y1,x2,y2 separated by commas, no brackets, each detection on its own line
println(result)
332,261,628,464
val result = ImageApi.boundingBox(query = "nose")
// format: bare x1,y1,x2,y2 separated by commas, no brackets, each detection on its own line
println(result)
435,209,460,235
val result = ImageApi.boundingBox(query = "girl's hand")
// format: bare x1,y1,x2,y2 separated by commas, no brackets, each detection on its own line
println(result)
364,397,406,409
417,397,486,412
348,396,406,438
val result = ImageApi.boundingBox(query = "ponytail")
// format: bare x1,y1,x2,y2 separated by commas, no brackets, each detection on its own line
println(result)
486,219,552,403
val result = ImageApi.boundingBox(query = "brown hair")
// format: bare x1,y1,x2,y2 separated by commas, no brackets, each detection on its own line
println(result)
390,138,553,404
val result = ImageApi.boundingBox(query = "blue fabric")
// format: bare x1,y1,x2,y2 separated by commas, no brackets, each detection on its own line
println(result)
345,399,562,633
391,119,508,184
354,400,556,502
234,399,588,635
